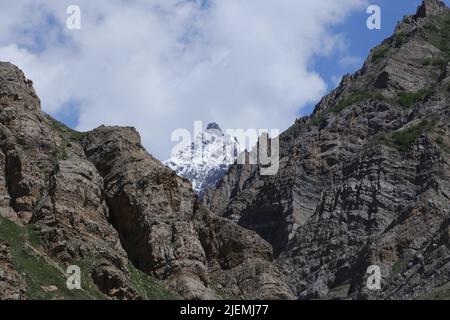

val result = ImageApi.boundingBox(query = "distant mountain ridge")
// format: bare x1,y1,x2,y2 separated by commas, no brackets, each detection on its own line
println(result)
164,122,240,198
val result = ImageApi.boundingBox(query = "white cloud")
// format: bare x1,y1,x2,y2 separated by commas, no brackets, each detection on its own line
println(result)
0,0,364,159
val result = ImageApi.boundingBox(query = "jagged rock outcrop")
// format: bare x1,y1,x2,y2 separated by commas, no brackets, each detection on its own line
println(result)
415,0,447,19
0,61,292,300
1,0,448,301
82,126,293,299
0,61,140,299
205,0,450,299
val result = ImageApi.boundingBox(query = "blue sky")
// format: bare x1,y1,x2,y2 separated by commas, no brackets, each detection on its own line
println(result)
0,0,448,159
304,0,450,115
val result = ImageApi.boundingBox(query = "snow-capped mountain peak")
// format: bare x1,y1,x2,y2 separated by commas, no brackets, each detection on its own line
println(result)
164,122,240,197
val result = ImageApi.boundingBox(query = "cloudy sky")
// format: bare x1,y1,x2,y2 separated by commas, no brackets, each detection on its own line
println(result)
0,0,447,159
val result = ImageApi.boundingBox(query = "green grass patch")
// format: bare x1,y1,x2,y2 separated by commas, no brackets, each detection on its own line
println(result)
372,46,389,63
310,116,326,126
422,57,448,68
391,259,407,277
0,216,106,300
47,115,87,161
422,14,450,53
0,216,178,300
396,88,433,108
67,257,114,300
127,262,178,300
389,118,437,153
423,23,439,33
47,116,87,141
330,90,384,113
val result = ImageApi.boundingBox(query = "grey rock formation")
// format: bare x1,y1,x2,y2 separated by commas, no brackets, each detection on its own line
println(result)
83,125,293,299
0,61,292,300
205,0,450,299
415,0,447,19
0,61,139,299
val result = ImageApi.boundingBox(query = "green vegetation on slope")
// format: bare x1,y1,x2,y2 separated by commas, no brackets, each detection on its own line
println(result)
396,88,433,108
330,90,384,113
56,142,69,161
422,57,448,67
391,119,436,153
372,46,389,63
46,115,87,162
421,13,450,70
0,216,106,300
380,118,438,153
436,136,445,146
46,115,87,141
394,31,408,47
0,216,179,300
310,115,326,127
391,259,407,277
127,262,178,300
423,13,450,53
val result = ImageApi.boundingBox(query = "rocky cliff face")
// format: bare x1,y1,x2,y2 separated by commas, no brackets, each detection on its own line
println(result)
0,241,25,300
82,125,292,299
1,0,449,301
204,0,450,299
0,62,293,300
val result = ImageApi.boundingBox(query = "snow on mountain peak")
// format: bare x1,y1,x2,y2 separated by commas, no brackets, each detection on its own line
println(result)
164,123,240,197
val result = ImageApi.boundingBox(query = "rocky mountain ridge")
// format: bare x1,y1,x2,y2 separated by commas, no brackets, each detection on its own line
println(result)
204,0,450,299
1,0,449,301
0,62,293,300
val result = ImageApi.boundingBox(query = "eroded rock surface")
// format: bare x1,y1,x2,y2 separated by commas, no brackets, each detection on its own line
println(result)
82,126,293,299
0,61,292,300
205,0,450,299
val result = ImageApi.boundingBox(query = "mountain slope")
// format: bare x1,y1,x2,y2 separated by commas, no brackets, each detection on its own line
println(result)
0,62,293,300
82,125,293,299
165,123,240,198
204,0,450,299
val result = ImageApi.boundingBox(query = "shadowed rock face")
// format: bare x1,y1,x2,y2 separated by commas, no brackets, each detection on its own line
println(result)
0,61,293,300
82,126,294,299
204,0,450,299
